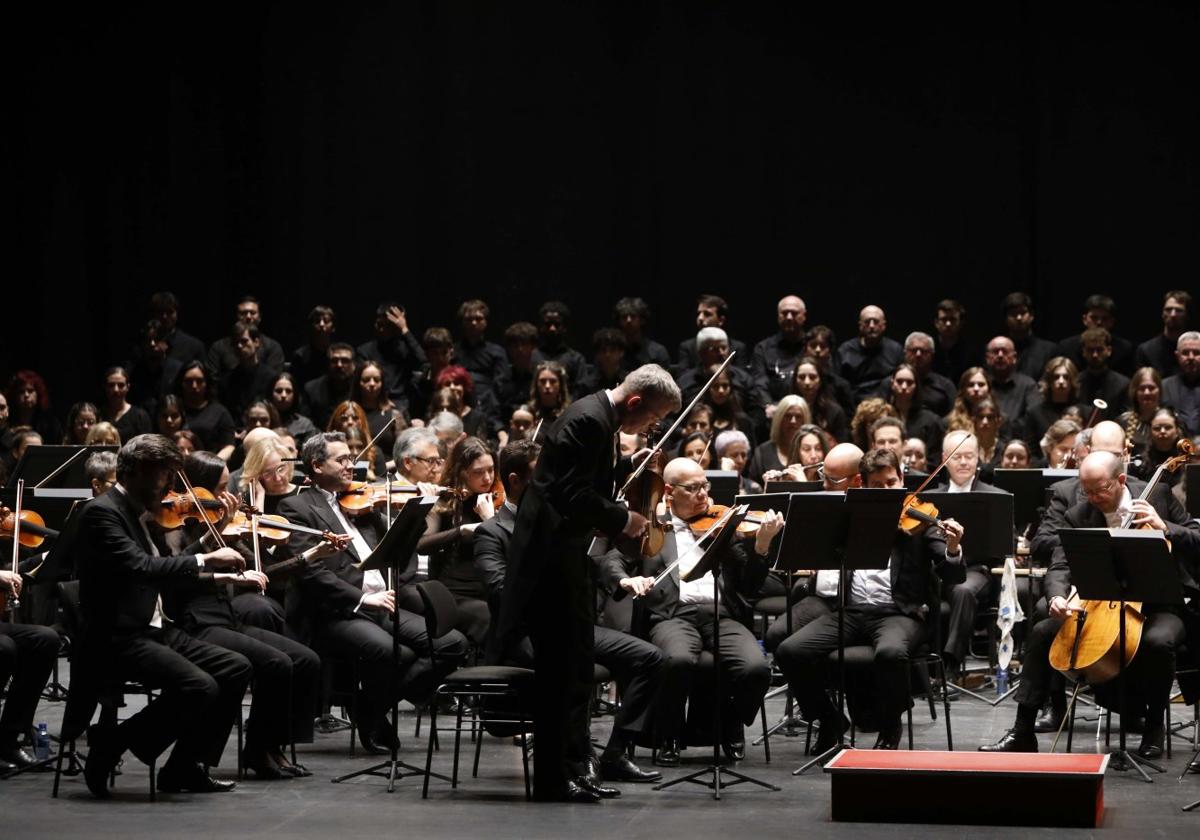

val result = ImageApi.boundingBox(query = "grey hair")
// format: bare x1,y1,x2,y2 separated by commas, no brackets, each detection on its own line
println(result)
428,411,464,436
905,331,935,350
1178,330,1200,345
301,431,347,470
714,430,750,456
394,426,439,464
85,450,118,483
696,326,728,348
622,364,683,411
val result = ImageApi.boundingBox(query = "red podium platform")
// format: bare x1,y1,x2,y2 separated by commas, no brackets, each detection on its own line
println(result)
824,749,1108,827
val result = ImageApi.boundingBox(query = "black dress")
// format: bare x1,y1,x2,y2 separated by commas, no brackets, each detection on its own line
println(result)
183,400,236,453
418,504,491,646
107,404,153,442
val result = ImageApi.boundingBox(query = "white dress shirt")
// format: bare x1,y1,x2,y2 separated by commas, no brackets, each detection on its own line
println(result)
672,514,715,605
1104,487,1135,529
316,487,385,607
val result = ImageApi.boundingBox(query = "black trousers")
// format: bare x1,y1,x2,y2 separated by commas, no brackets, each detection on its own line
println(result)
192,624,320,749
942,567,989,666
230,592,293,639
776,607,923,726
648,611,770,742
0,621,59,744
111,626,252,767
764,594,835,653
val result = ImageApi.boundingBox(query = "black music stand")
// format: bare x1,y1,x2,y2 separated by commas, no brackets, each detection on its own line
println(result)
331,496,448,792
788,489,907,775
1185,464,1200,519
763,480,822,494
653,505,780,799
705,470,743,506
993,468,1076,535
1058,527,1180,784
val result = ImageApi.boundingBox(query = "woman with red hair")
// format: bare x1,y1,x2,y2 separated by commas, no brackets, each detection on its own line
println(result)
434,364,496,441
6,370,63,444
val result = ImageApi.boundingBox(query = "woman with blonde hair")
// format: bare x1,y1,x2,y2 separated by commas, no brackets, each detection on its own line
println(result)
83,421,121,446
747,394,810,483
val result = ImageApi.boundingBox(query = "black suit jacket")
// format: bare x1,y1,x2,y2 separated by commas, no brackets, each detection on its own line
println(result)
474,503,515,604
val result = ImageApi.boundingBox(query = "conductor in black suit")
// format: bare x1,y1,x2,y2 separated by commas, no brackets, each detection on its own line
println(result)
277,432,467,755
495,365,681,802
76,434,253,798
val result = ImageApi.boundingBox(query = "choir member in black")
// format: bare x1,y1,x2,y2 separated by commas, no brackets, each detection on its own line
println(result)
268,372,320,447
476,440,664,785
500,404,536,447
1001,292,1058,381
217,322,280,419
675,294,750,373
0,569,58,771
702,367,756,445
902,437,929,474
434,365,498,441
289,305,337,388
1130,408,1186,487
500,321,540,416
803,326,857,412
883,363,946,456
791,357,850,443
303,342,356,429
357,302,426,409
577,328,628,396
869,417,905,458
983,336,1042,442
529,360,571,431
63,401,99,445
1055,294,1135,376
453,299,511,412
328,401,384,479
147,291,207,365
174,362,236,461
677,328,769,427
932,299,978,383
1024,356,1087,447
1075,328,1131,418
1135,290,1191,378
6,370,63,445
128,319,183,418
677,431,713,469
417,436,497,646
206,297,285,379
0,392,12,465
157,397,186,442
835,305,903,403
532,301,588,398
775,446,963,752
86,423,120,447
276,432,467,754
1163,331,1200,435
76,434,252,797
1118,367,1166,455
747,395,810,485
164,452,322,779
101,366,152,442
172,430,199,457
752,295,808,401
601,457,782,766
1000,438,1033,469
981,450,1200,757
614,297,671,371
354,360,407,472
408,327,455,420
496,364,680,802
902,332,957,418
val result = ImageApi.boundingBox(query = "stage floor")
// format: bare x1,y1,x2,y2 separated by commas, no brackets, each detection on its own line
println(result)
5,661,1200,838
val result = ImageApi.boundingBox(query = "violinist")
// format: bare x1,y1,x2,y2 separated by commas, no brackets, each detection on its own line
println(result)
275,432,467,756
0,573,58,772
76,434,252,797
1039,418,1082,469
162,452,323,779
774,447,963,753
981,450,1200,757
600,457,783,769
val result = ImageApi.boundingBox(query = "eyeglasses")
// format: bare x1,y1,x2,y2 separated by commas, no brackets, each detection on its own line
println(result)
411,455,446,466
817,466,852,486
674,481,711,495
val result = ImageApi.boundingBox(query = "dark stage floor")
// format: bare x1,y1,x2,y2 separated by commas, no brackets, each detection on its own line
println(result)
5,660,1200,838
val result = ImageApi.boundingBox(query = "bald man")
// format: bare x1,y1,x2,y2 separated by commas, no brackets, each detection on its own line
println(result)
982,450,1200,758
753,295,809,401
835,305,903,402
599,457,783,767
983,335,1042,442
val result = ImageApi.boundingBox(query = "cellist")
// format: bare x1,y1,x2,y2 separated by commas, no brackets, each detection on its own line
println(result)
981,450,1200,758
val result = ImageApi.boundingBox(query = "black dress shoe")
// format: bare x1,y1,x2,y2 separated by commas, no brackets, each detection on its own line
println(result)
1033,707,1065,733
873,720,903,750
0,745,41,770
811,714,849,756
532,779,601,803
1137,724,1165,760
721,740,746,762
979,728,1038,753
358,724,400,756
600,754,661,783
83,726,121,799
654,739,680,767
575,773,621,798
157,762,237,793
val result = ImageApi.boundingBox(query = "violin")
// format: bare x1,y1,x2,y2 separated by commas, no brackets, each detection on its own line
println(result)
225,505,352,552
0,504,59,548
156,487,225,530
686,504,774,537
338,479,467,517
895,432,973,535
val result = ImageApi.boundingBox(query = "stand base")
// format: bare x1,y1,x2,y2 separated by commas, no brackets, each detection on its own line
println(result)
332,758,451,793
1106,748,1162,783
654,762,780,800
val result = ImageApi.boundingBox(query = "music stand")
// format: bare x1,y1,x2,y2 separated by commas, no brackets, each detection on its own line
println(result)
1,445,116,529
993,468,1076,535
1185,464,1200,519
705,470,742,506
787,489,907,775
1058,527,1181,784
653,505,780,799
331,496,449,792
763,480,822,494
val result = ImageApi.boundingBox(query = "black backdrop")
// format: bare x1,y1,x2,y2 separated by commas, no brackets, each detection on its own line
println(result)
7,1,1197,408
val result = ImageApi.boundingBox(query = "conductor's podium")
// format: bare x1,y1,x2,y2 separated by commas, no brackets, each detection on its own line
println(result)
825,749,1108,827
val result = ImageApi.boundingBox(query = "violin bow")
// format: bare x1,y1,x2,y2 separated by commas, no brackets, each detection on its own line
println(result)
176,470,227,549
358,412,398,468
637,504,742,598
8,479,24,610
908,431,973,499
619,352,737,498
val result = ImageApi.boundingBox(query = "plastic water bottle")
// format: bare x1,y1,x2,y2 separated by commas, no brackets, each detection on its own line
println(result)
33,723,50,760
995,666,1009,696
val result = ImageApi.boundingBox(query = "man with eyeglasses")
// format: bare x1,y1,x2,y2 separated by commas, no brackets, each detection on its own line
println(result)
984,335,1042,442
1162,331,1200,436
898,331,956,418
599,457,783,769
981,450,1200,758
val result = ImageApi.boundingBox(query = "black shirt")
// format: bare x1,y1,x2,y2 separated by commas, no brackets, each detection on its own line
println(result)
532,344,589,399
183,400,237,453
752,333,809,402
207,334,286,378
835,337,903,401
453,338,511,407
107,405,153,442
357,332,427,408
1135,334,1180,379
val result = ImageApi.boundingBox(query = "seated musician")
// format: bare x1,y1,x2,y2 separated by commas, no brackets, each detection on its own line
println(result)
981,449,1200,757
0,573,58,772
774,447,963,752
599,457,783,767
474,440,664,786
162,452,322,779
276,432,467,755
77,434,252,797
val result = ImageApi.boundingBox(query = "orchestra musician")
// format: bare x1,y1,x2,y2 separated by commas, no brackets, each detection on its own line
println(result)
0,572,58,772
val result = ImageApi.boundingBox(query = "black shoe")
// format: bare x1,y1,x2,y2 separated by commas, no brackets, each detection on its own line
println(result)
241,750,285,780
83,725,121,799
1188,755,1200,774
873,719,903,750
533,779,601,803
0,745,41,770
1033,706,1065,733
654,739,680,767
358,723,400,756
979,728,1038,753
932,683,961,702
1137,724,1165,760
600,754,661,783
157,762,237,793
721,740,746,763
575,773,621,798
811,714,849,756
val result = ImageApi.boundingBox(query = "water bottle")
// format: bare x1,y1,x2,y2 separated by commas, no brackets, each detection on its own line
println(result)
34,723,51,761
995,666,1009,696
